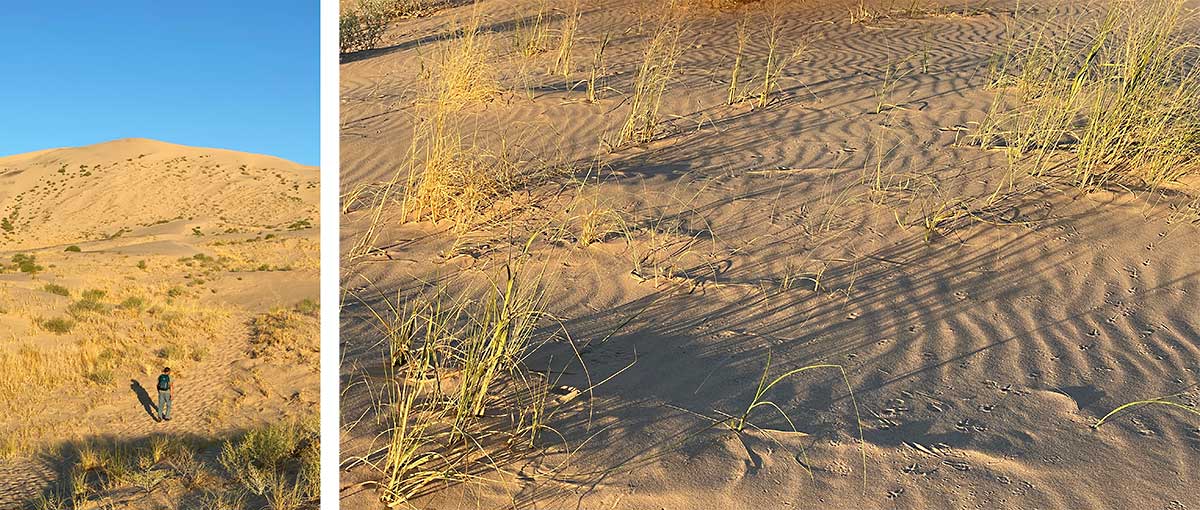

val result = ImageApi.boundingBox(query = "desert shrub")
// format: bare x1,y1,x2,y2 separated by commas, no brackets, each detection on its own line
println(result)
117,296,147,311
157,343,188,361
249,309,318,361
189,344,209,362
294,298,319,317
12,254,43,274
42,284,70,297
219,418,320,503
136,260,147,270
340,0,392,54
69,290,109,316
39,317,75,334
64,245,81,253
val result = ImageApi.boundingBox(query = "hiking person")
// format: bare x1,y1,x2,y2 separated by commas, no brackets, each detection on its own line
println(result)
156,367,173,421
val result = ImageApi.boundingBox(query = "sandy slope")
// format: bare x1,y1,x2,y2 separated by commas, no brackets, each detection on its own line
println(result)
0,139,320,507
340,0,1200,508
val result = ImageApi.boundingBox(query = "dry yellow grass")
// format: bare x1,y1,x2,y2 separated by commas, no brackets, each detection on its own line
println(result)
979,0,1200,187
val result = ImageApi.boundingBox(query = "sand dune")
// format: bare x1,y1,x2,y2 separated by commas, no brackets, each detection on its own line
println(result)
0,139,319,508
0,138,318,251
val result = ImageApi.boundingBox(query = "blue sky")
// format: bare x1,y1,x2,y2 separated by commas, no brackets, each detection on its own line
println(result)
0,1,319,165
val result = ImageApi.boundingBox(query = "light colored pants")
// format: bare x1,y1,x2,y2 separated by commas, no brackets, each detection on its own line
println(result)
158,391,172,420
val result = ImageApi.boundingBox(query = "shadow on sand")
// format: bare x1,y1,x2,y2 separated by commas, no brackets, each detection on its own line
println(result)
129,379,158,421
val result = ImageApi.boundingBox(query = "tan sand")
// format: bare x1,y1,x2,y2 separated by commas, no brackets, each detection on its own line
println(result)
339,0,1200,508
0,138,320,507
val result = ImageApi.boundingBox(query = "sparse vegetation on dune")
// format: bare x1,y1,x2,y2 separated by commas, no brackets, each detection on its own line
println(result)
249,306,320,363
0,140,319,507
338,0,1200,508
347,257,567,507
979,0,1200,188
27,417,318,510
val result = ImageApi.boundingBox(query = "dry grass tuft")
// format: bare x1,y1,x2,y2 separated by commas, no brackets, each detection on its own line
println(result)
979,0,1200,188
612,20,684,147
347,256,568,507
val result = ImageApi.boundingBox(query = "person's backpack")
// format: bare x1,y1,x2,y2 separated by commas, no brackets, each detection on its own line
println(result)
157,374,170,391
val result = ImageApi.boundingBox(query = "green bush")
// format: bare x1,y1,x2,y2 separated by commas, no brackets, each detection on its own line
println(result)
11,254,43,274
218,418,319,502
118,296,147,311
39,317,75,334
295,298,319,318
340,0,391,54
42,283,70,297
64,245,81,253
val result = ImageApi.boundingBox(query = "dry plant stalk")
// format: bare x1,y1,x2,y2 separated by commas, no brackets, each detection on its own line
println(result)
726,4,805,108
587,33,611,102
613,21,684,147
728,15,750,105
554,1,581,77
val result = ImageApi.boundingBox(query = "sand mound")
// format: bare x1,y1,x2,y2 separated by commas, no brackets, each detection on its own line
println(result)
0,138,318,251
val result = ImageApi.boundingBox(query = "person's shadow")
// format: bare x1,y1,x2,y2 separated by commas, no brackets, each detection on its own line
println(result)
130,379,159,421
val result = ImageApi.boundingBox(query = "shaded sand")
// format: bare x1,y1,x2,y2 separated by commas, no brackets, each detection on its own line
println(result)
340,0,1200,508
0,138,319,507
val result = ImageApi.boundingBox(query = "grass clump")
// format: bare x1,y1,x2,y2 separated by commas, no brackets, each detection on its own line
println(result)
979,0,1200,188
38,317,75,334
612,20,683,147
356,260,552,506
219,418,320,506
42,283,70,297
351,16,510,254
727,5,806,108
